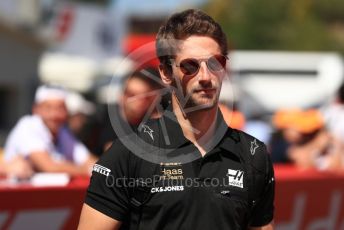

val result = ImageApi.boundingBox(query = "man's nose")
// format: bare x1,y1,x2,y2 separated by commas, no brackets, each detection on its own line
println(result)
198,62,212,81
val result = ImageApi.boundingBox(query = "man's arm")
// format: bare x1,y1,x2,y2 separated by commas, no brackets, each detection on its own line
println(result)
0,156,33,179
78,204,121,230
249,142,275,229
28,151,89,176
249,222,274,230
80,141,131,227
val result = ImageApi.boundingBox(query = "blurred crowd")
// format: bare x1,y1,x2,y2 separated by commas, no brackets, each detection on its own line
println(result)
267,82,344,171
0,67,164,180
1,66,344,181
0,85,97,179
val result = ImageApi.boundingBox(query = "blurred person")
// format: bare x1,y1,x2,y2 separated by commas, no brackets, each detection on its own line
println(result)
270,109,304,164
66,92,96,136
79,9,274,230
273,109,344,170
269,130,290,164
120,67,164,124
3,85,97,176
97,67,163,153
66,91,98,152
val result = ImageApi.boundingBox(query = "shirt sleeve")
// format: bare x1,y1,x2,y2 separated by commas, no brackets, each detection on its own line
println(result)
249,146,275,227
84,140,131,222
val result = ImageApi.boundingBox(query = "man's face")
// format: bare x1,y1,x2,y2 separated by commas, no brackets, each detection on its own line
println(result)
171,36,226,111
122,77,157,125
33,99,68,135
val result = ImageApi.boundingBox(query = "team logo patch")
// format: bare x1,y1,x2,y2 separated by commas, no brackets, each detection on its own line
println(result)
93,164,111,176
227,169,244,188
250,139,259,155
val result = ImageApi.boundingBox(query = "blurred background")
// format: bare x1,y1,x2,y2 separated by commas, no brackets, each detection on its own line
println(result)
1,0,344,162
1,0,344,164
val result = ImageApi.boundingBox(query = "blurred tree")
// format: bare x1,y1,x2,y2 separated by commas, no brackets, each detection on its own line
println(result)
202,0,344,54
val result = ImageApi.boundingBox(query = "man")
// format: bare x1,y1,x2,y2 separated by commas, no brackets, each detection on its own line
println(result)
4,85,96,176
79,9,274,229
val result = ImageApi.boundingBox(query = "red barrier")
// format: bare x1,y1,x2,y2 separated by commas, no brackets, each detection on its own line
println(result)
275,164,344,229
0,177,88,230
1,165,344,229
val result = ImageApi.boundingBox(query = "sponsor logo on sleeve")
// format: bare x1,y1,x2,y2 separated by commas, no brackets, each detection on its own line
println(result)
93,164,111,176
250,139,259,155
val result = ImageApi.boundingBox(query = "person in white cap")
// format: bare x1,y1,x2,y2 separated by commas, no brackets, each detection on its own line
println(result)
3,85,96,176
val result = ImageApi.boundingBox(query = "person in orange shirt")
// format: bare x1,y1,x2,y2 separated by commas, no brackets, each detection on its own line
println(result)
273,109,344,170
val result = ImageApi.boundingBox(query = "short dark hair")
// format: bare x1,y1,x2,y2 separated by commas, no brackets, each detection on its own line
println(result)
156,9,228,68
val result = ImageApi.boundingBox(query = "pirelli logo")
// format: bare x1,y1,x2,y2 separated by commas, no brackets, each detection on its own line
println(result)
93,164,111,176
227,169,244,188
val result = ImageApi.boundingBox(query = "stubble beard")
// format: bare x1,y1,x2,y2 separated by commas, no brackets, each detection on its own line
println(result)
172,78,221,113
185,90,218,112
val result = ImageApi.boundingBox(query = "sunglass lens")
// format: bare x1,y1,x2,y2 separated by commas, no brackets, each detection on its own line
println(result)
208,55,227,72
180,59,199,76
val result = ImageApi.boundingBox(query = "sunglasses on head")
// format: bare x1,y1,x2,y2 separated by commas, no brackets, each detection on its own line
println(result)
174,54,228,76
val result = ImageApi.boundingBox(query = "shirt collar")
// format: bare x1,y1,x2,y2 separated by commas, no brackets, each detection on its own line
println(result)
159,104,238,156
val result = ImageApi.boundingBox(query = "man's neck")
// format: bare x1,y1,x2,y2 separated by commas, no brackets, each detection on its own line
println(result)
172,96,218,156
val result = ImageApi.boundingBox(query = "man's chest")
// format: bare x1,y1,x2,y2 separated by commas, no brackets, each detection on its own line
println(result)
129,154,251,228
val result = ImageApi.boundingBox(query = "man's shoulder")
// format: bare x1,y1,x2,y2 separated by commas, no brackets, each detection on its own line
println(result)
222,127,263,147
229,128,270,173
98,138,130,158
229,128,263,144
230,129,273,204
13,114,35,128
7,115,44,138
95,137,158,180
13,115,47,133
136,118,161,144
96,136,147,168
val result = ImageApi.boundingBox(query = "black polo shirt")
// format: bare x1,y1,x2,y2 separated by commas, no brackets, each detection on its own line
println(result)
85,109,275,230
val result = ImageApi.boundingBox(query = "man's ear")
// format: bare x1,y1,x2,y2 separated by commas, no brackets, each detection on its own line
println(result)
159,64,173,85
